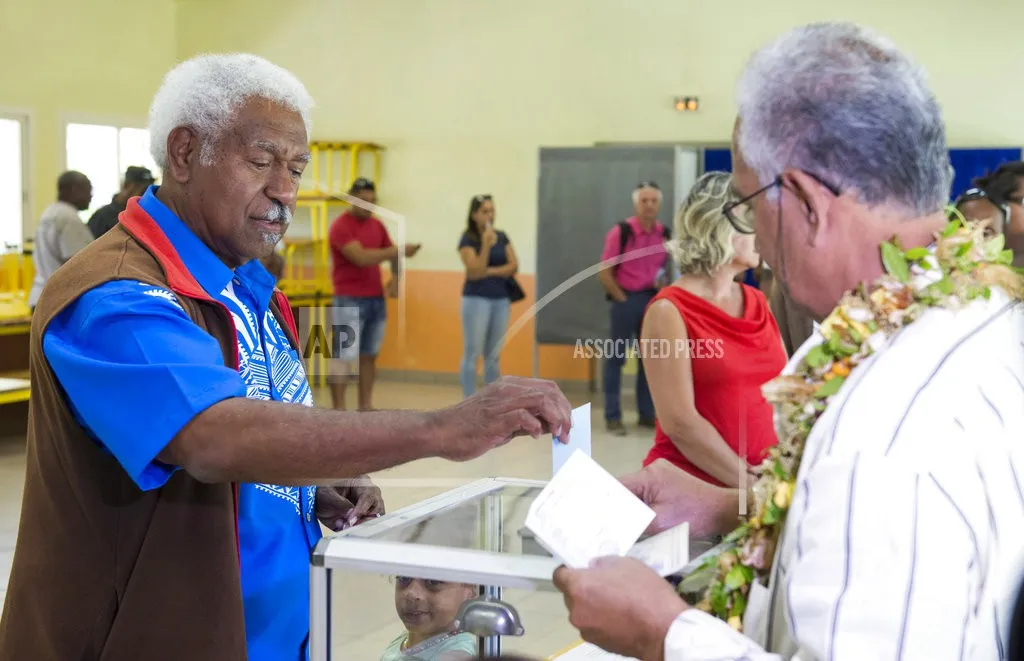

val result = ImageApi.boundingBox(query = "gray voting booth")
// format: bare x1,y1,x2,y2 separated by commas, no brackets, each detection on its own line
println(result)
534,145,706,371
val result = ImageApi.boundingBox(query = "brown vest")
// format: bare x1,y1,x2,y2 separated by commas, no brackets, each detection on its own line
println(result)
0,199,300,660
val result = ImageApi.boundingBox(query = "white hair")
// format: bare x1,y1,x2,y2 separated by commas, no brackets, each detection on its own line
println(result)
736,22,950,215
632,185,663,205
148,53,314,169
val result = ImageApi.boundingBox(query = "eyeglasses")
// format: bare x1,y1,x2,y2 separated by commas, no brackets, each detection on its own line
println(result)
473,194,492,202
636,181,660,190
722,172,841,235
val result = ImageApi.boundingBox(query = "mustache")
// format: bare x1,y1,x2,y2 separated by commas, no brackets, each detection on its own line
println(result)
254,202,292,224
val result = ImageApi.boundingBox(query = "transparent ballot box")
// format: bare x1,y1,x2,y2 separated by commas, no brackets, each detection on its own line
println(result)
310,478,592,660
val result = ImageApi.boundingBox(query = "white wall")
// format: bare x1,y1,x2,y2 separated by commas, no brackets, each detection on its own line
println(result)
0,0,178,228
176,0,1024,273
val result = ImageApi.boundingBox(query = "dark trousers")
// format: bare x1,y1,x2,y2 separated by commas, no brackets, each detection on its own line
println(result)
602,290,656,422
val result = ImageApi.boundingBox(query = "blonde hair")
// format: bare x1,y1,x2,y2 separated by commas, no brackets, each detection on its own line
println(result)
667,172,741,276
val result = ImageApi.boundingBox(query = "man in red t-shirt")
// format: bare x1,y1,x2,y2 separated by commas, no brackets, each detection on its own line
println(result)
328,178,421,410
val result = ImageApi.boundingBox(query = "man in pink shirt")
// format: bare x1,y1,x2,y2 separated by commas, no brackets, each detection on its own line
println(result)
597,181,670,435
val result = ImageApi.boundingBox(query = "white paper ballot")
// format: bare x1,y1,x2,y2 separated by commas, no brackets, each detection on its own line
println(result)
554,403,592,475
627,521,689,577
525,450,655,569
551,642,637,660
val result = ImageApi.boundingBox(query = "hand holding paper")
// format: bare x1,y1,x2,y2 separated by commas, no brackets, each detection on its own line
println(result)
553,555,688,661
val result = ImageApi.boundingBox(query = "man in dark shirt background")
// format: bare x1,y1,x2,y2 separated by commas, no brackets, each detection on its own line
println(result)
87,166,156,238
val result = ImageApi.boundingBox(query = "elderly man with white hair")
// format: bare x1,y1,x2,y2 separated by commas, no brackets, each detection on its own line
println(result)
0,54,572,660
554,22,1024,660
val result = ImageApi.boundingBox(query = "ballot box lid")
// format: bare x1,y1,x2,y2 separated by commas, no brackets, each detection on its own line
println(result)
312,478,563,591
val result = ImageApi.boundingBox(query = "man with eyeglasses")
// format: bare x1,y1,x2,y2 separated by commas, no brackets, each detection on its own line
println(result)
597,181,670,436
555,22,1024,660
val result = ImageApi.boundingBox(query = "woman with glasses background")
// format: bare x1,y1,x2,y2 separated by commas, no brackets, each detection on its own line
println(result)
457,194,519,397
954,161,1024,267
639,171,786,489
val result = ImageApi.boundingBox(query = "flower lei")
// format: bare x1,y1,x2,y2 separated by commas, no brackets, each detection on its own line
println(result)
688,216,1024,631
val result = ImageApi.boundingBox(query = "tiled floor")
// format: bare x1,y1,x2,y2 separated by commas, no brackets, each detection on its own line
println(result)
0,380,654,659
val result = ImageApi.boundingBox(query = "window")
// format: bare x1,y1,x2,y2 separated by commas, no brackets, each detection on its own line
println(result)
0,114,28,250
65,122,162,221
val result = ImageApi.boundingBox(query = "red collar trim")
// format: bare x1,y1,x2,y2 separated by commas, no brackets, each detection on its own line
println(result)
118,198,215,303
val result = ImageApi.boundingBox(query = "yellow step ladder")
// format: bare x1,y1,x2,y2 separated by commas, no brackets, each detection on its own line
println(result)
284,141,385,387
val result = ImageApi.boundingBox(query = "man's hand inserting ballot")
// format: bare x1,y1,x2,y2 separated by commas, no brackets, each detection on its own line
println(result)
433,376,572,462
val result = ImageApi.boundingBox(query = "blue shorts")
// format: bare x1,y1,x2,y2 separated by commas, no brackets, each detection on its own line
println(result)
333,296,387,357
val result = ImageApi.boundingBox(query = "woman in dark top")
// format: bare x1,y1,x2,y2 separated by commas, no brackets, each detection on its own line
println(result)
458,194,518,397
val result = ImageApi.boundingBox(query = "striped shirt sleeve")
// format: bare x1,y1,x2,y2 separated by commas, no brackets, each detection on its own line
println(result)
783,456,977,660
664,609,778,660
663,455,982,661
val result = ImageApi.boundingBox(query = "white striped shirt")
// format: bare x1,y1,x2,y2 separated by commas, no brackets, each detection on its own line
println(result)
664,289,1024,660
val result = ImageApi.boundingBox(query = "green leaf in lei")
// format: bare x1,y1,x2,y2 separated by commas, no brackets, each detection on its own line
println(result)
932,276,954,295
941,219,961,237
881,241,910,282
804,344,829,369
762,501,784,525
904,246,930,261
985,233,1006,258
710,583,728,617
815,375,846,398
834,341,859,357
723,523,750,545
724,564,755,591
997,250,1015,266
729,592,748,618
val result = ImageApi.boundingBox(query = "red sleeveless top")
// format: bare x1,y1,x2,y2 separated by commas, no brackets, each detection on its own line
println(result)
642,284,786,486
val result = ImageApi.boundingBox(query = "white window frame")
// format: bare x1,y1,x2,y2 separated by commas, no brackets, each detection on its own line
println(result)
60,113,159,223
0,108,32,251
60,112,151,171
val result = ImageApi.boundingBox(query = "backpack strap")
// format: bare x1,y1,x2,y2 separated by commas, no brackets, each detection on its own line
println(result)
613,221,632,274
618,221,632,256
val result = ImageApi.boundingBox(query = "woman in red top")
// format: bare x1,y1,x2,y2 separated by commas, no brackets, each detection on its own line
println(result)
641,171,786,488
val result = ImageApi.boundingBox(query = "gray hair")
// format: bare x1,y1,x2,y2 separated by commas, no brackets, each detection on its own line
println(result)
668,172,739,276
632,184,663,206
148,53,315,169
736,22,951,215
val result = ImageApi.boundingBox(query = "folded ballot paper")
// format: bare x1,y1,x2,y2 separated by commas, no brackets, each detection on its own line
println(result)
527,448,689,575
553,403,593,476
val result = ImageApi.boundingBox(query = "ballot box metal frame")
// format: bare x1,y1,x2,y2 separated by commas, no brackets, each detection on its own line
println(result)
309,477,562,661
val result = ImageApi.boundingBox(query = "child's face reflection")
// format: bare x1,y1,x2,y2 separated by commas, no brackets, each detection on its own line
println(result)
395,577,476,640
